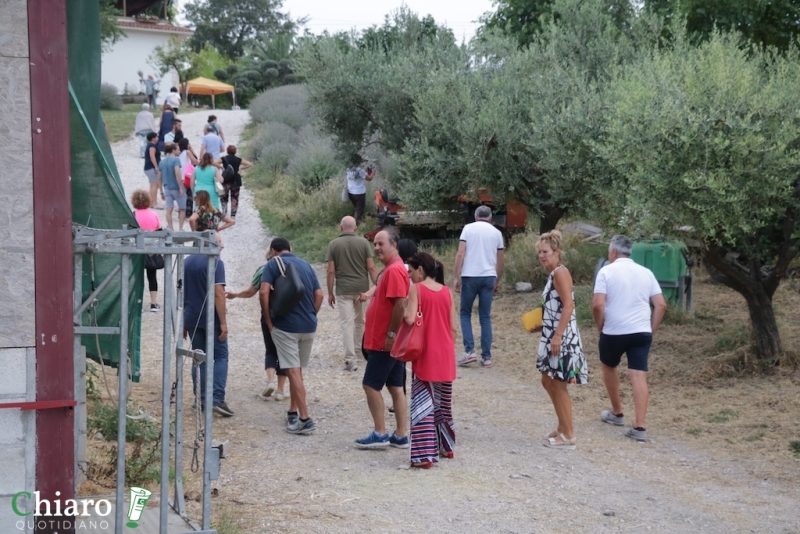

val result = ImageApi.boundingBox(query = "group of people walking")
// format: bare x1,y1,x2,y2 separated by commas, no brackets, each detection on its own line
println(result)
136,131,667,465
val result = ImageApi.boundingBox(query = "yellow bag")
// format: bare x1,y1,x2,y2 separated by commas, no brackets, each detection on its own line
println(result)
521,307,543,332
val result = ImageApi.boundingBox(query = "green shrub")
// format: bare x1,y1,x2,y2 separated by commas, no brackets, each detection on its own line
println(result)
287,127,340,190
88,399,159,442
246,122,298,171
790,440,800,455
503,230,603,289
249,84,310,129
573,285,595,328
100,83,122,110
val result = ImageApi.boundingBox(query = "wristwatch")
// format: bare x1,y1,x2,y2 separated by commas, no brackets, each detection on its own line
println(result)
387,331,396,339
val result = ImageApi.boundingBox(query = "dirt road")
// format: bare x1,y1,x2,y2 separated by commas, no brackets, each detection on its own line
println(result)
116,110,799,534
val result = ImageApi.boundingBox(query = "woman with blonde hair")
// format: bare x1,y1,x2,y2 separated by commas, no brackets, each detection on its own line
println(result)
131,189,162,312
191,152,223,210
534,230,587,450
189,189,235,233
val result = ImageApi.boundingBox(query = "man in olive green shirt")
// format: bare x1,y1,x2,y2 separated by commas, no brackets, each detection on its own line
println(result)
326,216,378,371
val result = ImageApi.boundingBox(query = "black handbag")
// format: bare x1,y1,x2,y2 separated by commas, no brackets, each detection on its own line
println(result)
145,253,165,270
269,256,305,316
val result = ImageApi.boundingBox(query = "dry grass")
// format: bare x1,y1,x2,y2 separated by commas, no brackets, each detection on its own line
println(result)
492,266,800,472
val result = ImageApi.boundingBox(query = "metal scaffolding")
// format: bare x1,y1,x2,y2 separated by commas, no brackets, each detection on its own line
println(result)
73,225,222,534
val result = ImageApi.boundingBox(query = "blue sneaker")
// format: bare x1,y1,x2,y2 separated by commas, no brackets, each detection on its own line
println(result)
389,432,409,449
355,430,390,449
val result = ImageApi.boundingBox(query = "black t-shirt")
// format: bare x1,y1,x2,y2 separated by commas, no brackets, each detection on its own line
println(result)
144,142,161,170
221,155,242,187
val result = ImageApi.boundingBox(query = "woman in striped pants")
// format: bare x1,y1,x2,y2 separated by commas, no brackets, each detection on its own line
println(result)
404,252,457,468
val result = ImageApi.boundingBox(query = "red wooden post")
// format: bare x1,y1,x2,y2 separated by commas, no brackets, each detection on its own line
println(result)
28,1,75,533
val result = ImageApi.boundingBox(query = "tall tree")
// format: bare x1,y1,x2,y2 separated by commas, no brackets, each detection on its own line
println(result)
399,0,658,231
645,0,800,50
478,0,635,48
100,0,126,51
478,0,555,47
149,36,195,85
295,7,462,158
184,0,300,59
600,32,800,364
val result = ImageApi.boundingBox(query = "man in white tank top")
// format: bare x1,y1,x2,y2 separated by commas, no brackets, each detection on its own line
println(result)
592,235,667,442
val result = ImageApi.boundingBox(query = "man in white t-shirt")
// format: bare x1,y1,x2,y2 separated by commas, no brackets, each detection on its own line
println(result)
592,235,667,442
453,205,505,368
164,87,182,113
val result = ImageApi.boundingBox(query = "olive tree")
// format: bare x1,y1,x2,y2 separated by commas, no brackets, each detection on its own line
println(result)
294,7,463,158
398,0,660,231
601,33,800,364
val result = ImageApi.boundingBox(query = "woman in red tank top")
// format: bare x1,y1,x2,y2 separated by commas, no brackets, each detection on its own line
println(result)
404,252,457,469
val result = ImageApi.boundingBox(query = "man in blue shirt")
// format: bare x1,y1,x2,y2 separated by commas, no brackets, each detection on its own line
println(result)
183,250,233,417
259,238,323,435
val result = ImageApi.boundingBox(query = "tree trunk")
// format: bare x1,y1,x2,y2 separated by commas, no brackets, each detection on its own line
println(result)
703,246,783,365
742,289,782,366
539,205,565,234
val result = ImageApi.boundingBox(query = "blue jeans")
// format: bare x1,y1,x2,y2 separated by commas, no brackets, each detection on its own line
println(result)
189,326,228,404
459,276,496,360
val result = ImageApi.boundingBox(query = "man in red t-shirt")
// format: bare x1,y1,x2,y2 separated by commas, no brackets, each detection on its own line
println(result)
355,229,411,449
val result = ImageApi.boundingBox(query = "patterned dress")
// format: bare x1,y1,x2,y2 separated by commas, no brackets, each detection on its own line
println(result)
537,265,588,384
194,207,222,232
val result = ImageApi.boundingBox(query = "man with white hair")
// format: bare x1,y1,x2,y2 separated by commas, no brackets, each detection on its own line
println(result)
134,102,156,158
453,205,505,368
592,234,667,442
325,216,378,372
200,123,224,160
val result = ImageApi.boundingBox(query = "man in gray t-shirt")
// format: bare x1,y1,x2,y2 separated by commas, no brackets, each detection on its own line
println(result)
325,216,378,371
157,143,186,230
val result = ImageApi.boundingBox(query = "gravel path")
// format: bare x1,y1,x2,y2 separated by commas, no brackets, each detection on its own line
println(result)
112,110,800,533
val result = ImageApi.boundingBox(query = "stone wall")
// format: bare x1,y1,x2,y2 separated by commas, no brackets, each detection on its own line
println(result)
0,0,37,530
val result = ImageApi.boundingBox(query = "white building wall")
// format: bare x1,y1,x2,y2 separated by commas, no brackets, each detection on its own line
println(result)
0,0,37,531
101,26,188,102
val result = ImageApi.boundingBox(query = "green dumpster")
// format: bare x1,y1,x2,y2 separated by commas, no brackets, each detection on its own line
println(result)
631,240,692,310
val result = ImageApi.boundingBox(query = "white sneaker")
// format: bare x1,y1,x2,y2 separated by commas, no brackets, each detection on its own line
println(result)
457,351,478,366
274,391,289,401
258,382,276,400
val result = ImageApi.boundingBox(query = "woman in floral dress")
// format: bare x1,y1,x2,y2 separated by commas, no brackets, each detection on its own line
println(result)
535,230,588,450
188,190,235,233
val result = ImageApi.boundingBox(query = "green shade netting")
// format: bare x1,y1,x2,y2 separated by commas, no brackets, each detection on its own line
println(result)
69,0,143,381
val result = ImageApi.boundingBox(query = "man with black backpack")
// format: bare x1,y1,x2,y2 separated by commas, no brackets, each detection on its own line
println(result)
259,238,323,435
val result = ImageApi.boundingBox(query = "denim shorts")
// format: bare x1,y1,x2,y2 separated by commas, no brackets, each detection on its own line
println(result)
144,168,159,184
599,332,653,372
362,350,405,391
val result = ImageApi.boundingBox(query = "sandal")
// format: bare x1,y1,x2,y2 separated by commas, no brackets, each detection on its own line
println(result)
544,429,559,440
543,433,576,451
410,460,433,469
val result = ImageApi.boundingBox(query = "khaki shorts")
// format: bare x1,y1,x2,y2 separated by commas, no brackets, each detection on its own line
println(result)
271,327,315,369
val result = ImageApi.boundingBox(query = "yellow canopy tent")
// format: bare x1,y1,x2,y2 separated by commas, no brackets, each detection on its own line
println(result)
181,77,236,109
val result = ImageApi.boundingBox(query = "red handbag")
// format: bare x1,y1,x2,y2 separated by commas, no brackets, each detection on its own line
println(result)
390,286,424,363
